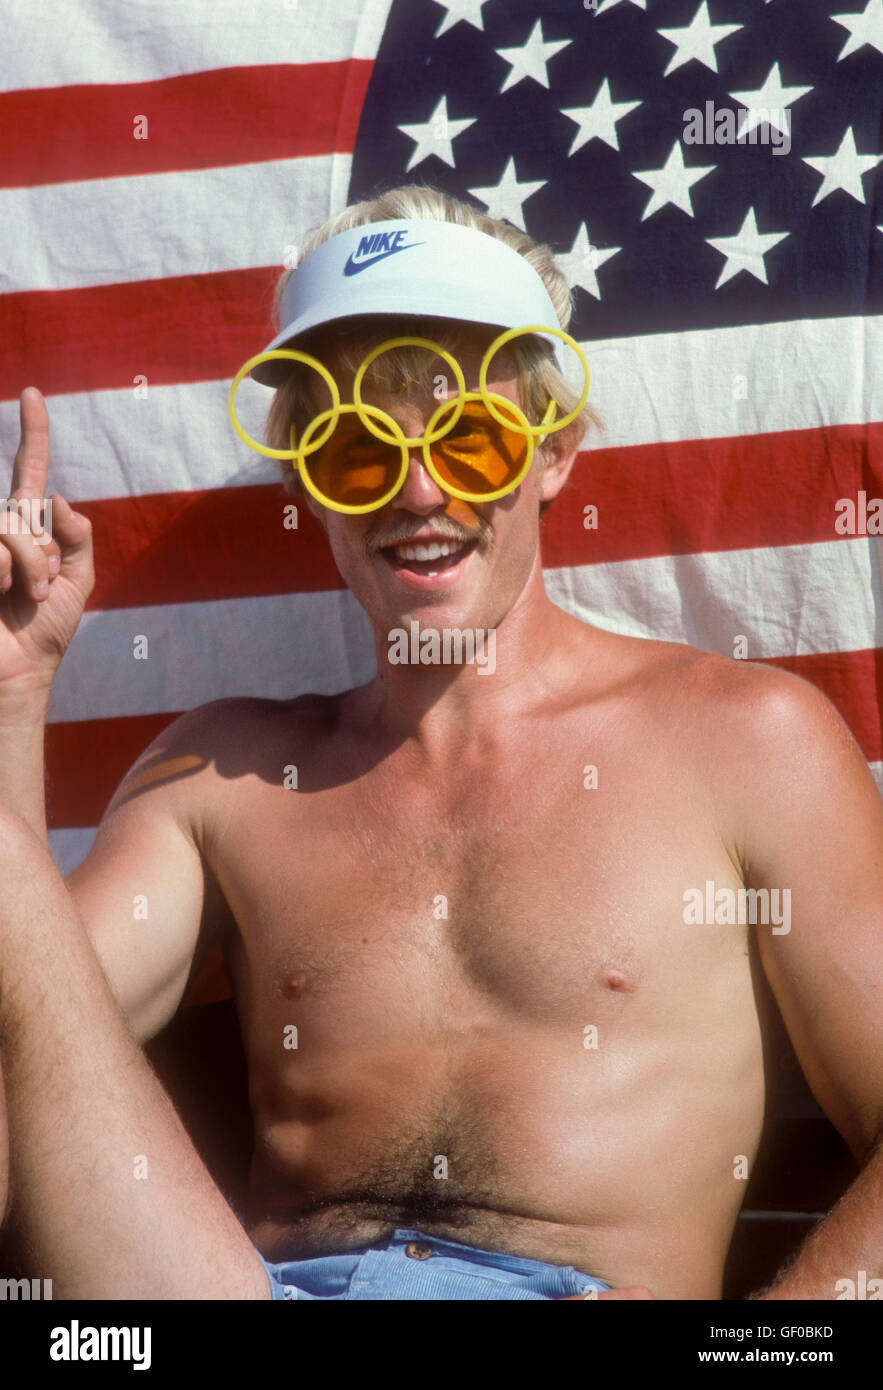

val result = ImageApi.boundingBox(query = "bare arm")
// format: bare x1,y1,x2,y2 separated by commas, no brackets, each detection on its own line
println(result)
66,710,230,1041
0,803,268,1299
732,668,883,1298
0,387,213,1034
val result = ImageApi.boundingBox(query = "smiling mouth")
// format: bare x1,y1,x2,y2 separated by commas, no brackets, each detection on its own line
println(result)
378,537,479,578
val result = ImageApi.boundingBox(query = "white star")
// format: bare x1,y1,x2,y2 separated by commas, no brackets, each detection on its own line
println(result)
496,19,571,93
398,96,476,172
556,224,621,300
469,158,545,227
632,141,715,221
707,207,789,289
596,0,647,13
803,126,883,206
832,0,883,61
561,78,641,154
657,2,742,77
431,0,491,39
729,63,812,139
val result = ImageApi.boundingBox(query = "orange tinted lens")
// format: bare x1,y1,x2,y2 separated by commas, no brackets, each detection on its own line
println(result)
304,415,402,506
429,400,527,496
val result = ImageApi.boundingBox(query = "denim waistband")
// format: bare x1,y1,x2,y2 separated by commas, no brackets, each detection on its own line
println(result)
257,1227,611,1301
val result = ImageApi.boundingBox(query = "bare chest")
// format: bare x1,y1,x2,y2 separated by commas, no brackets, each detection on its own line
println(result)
214,745,746,1031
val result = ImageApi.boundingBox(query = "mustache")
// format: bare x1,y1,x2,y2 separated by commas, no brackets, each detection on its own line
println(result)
365,515,492,556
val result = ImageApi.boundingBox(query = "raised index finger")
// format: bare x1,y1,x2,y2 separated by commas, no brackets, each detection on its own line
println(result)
12,386,51,499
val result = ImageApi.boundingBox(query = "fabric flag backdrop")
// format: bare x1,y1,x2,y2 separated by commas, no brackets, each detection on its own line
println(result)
3,0,883,897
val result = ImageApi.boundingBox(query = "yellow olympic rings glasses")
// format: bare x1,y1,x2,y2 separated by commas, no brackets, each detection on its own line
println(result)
228,325,590,515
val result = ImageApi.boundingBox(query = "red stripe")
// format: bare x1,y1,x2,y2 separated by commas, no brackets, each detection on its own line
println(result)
45,648,883,830
58,420,883,612
47,712,178,828
3,266,283,398
0,62,371,189
83,486,340,610
542,422,883,565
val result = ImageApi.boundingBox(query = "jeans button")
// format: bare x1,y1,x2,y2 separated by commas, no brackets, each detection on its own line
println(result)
405,1241,433,1260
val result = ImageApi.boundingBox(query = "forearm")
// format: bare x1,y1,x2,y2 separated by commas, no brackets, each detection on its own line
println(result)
751,1138,883,1300
0,808,268,1299
0,684,50,841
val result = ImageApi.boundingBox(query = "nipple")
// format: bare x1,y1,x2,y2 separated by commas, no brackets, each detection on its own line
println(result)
597,965,636,994
281,971,308,999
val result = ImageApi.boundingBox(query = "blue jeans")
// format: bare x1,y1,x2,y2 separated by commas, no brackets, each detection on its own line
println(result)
257,1228,611,1300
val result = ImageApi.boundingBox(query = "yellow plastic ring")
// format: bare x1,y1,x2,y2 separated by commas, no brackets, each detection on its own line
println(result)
296,403,409,515
478,326,590,439
228,349,341,459
352,338,467,447
422,391,536,503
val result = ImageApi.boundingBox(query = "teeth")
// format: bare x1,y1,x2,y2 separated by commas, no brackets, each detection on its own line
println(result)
394,540,463,562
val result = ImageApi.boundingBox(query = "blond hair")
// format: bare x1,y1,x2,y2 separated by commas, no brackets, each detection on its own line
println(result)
262,185,600,494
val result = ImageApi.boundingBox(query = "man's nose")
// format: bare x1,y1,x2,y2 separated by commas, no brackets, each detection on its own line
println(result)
390,449,447,512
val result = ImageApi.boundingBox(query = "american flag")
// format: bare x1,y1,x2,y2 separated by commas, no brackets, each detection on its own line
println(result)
3,0,882,904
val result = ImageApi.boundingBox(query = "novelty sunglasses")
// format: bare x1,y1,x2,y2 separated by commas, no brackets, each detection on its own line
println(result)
229,326,590,515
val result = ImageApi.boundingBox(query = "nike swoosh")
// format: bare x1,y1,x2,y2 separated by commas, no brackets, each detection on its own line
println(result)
342,242,424,276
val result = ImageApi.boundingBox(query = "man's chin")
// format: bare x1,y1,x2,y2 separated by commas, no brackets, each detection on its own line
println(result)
340,541,502,639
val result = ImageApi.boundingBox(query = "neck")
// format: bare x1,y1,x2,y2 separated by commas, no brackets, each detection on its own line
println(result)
364,554,586,762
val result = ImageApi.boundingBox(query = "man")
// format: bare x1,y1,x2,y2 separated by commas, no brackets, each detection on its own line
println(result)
0,186,881,1300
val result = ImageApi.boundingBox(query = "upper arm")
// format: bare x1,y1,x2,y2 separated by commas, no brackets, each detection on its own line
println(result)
732,667,883,1161
66,712,227,1043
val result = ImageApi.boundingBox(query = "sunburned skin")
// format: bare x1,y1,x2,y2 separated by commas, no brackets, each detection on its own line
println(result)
5,310,881,1305
75,332,771,1298
60,327,881,1302
188,631,767,1300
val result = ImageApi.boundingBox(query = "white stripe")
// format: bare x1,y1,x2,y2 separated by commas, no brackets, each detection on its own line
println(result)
0,155,351,294
1,0,392,91
578,315,883,449
43,536,878,725
0,377,282,499
544,536,881,660
50,826,98,877
46,588,377,723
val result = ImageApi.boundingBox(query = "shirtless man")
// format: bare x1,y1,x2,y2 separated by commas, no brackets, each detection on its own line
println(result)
0,188,881,1301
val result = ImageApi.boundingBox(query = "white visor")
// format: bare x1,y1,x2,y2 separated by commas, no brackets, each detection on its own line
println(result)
249,218,565,385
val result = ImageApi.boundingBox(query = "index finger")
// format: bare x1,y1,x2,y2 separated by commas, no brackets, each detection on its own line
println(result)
12,386,51,499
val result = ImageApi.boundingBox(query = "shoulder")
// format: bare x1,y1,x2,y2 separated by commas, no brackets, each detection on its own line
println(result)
614,636,879,870
611,634,852,753
648,645,878,860
107,692,345,813
668,649,858,774
590,628,867,795
151,691,342,746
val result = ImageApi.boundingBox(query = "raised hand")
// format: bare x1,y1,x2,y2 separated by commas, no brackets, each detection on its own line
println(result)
0,388,94,695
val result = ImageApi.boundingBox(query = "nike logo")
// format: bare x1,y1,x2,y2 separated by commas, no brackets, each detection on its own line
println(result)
343,230,425,276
